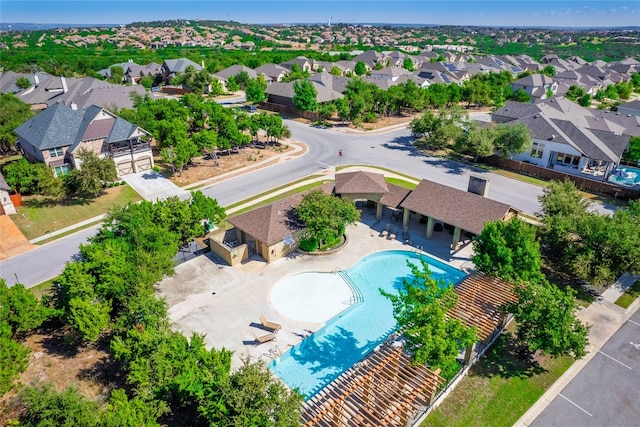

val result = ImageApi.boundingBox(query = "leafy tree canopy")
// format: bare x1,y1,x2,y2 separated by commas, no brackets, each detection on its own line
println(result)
295,190,360,249
381,258,477,380
292,80,317,112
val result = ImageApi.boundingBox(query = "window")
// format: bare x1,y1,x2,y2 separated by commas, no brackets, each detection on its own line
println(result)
530,142,545,158
48,147,64,158
53,165,70,177
555,152,581,169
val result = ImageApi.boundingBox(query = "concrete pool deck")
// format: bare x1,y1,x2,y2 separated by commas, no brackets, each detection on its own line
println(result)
156,205,476,370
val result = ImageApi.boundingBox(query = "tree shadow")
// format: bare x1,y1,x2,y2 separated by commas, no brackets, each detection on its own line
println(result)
382,135,425,157
422,157,474,175
290,326,375,393
473,332,545,380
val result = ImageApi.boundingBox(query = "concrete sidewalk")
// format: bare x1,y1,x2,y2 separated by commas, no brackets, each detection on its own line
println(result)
514,273,640,427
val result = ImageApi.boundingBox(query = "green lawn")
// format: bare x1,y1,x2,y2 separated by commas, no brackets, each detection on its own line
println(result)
11,185,141,240
615,279,640,309
422,329,574,427
30,276,59,300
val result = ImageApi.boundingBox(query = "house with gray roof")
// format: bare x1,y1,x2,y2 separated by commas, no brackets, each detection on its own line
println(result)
213,65,260,90
281,56,312,73
510,74,557,99
15,103,152,177
265,75,344,108
253,63,288,83
0,172,17,215
493,98,631,180
97,61,140,82
124,62,162,85
161,58,203,83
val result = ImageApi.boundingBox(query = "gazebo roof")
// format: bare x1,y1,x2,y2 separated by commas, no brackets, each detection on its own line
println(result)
334,171,389,195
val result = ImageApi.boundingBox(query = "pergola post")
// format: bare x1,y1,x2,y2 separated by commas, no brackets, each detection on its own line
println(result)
451,226,461,250
425,216,435,239
376,202,383,221
464,342,476,365
402,208,410,234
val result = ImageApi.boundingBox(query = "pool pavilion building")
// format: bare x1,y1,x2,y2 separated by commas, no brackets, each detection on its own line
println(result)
209,171,518,264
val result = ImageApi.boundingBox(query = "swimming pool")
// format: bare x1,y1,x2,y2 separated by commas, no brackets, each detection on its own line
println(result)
268,249,466,399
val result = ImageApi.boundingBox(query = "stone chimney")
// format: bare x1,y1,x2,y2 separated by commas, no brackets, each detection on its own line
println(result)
468,175,490,197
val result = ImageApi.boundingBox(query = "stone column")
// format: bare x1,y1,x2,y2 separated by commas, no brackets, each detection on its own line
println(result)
402,208,410,234
426,216,435,239
451,226,461,250
376,202,382,221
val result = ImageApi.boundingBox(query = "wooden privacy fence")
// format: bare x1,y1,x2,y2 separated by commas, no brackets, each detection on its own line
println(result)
261,102,320,121
483,156,640,200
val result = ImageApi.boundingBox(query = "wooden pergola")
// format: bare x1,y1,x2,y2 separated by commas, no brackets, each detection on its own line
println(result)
301,341,445,427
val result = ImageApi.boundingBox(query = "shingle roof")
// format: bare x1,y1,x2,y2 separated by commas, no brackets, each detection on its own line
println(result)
163,58,203,74
214,64,257,80
0,172,11,192
228,194,305,245
15,103,85,150
399,179,514,235
335,171,389,195
15,103,144,152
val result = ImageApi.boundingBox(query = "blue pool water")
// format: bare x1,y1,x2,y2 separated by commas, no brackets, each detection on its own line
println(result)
609,166,640,187
268,249,466,399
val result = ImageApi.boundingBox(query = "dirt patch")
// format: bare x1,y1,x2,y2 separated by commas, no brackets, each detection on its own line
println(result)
154,142,300,187
0,327,120,424
0,215,35,260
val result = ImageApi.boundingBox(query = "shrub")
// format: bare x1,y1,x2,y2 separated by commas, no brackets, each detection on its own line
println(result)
152,166,161,173
298,237,318,252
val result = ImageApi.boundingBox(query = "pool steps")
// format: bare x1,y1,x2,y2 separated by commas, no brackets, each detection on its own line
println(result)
337,270,365,305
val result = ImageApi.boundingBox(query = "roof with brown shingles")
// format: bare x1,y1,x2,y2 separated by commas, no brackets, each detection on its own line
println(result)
379,183,411,208
399,179,514,235
334,171,388,195
227,194,304,245
227,183,334,245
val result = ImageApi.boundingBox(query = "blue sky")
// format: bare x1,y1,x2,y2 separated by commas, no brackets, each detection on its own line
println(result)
2,1,639,27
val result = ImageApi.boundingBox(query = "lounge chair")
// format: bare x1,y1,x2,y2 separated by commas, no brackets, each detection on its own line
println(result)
380,229,388,238
388,231,397,240
254,332,277,345
260,315,282,333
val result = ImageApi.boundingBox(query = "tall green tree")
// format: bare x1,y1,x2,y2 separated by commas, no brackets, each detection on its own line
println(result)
292,80,317,112
503,281,589,358
472,218,545,284
295,190,360,249
65,149,117,198
454,122,496,160
493,122,531,158
0,93,33,154
380,258,477,380
354,61,367,76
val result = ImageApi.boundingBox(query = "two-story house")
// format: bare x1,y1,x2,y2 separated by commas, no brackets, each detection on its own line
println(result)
15,103,152,177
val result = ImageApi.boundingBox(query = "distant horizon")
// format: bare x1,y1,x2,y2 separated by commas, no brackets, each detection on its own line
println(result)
2,1,639,28
2,21,639,32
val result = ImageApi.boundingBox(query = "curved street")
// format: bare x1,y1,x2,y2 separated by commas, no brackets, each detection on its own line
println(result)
0,117,617,287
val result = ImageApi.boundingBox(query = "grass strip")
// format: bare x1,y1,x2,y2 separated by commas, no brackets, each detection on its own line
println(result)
615,279,640,309
422,328,573,427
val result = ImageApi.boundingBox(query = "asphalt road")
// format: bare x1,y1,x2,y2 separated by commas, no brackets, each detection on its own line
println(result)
0,118,617,287
531,307,640,427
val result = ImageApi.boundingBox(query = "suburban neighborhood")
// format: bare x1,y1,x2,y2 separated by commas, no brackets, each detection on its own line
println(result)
0,12,639,427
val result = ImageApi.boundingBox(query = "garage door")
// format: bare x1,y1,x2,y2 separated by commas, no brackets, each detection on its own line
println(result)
135,157,152,172
117,161,134,175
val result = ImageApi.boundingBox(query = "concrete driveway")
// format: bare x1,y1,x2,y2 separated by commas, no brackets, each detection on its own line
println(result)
123,171,191,201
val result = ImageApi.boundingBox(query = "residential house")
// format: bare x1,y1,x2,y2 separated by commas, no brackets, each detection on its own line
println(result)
368,66,412,82
97,60,139,82
253,63,289,83
213,64,260,90
510,74,558,99
492,98,631,180
161,58,203,84
124,62,162,84
281,56,312,73
0,71,53,94
264,75,345,108
0,173,17,215
15,103,152,177
617,100,640,118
